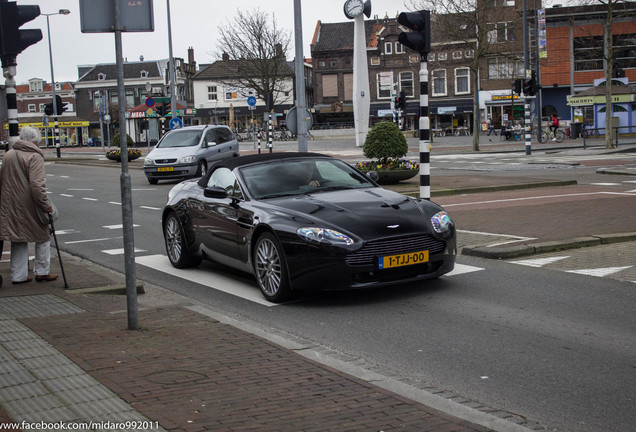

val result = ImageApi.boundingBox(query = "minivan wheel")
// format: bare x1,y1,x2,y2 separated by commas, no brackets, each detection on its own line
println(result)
196,160,207,177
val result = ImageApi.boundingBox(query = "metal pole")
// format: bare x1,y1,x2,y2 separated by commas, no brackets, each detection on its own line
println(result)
268,113,273,153
46,15,61,158
419,59,430,200
293,0,308,152
167,0,178,128
3,65,18,147
114,0,138,330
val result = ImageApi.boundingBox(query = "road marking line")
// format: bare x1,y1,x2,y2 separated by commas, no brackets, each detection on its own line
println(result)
510,256,570,267
82,197,98,201
590,183,621,186
59,194,74,198
136,254,276,307
68,188,94,191
566,266,632,277
445,263,484,276
109,202,121,206
102,247,147,255
140,206,161,210
102,224,139,230
52,229,80,235
457,229,535,247
66,237,119,244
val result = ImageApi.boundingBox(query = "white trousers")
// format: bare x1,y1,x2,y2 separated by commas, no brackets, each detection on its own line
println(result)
10,241,50,282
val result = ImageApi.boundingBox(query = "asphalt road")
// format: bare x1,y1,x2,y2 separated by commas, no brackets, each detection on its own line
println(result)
35,147,636,432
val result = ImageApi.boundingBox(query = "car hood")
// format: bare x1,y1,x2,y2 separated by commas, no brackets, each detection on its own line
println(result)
261,187,442,240
147,145,199,161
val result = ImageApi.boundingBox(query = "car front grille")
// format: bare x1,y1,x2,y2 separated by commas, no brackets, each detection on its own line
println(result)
346,235,446,267
155,158,178,164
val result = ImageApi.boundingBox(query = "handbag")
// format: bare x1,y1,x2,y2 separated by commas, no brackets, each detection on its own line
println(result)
13,154,58,226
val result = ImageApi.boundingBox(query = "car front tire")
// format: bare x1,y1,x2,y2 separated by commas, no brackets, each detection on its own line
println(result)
253,232,291,303
196,160,207,177
164,212,201,268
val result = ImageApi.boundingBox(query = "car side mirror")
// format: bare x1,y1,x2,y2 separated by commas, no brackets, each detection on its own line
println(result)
204,186,227,199
367,171,379,183
207,140,217,147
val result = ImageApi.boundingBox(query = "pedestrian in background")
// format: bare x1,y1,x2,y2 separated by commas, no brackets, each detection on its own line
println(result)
0,127,58,284
487,117,498,136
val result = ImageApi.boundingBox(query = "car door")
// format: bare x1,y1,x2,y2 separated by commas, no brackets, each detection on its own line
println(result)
202,128,218,164
197,167,241,262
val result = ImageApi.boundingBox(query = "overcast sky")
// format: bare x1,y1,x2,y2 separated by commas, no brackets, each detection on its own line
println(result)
11,0,409,85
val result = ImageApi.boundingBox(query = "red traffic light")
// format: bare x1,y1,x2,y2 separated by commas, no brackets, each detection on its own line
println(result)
0,2,42,65
397,10,431,55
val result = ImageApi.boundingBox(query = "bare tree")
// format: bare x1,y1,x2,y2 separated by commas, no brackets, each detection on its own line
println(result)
214,8,293,109
409,0,525,151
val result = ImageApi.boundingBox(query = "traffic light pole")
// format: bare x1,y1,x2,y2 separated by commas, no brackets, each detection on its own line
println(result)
418,59,431,201
3,64,19,146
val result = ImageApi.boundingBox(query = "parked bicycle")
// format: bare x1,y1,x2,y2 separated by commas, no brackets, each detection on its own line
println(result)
581,126,600,139
538,127,565,143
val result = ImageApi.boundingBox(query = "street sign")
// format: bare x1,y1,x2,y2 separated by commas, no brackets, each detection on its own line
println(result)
145,97,155,107
169,117,183,130
247,96,257,106
248,105,256,111
285,106,313,135
146,108,154,116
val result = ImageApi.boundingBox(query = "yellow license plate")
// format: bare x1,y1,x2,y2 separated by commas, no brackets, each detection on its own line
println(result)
157,167,174,172
378,250,429,269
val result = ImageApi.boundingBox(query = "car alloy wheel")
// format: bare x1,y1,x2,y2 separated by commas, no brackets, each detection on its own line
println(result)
196,160,207,177
254,233,291,302
164,212,201,268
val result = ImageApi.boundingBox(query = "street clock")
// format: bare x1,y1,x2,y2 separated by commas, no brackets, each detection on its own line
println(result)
344,0,371,19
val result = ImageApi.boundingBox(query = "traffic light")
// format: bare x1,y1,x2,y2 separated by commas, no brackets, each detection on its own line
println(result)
44,103,53,116
397,10,431,56
613,61,625,78
0,1,42,66
55,95,67,114
513,79,522,95
397,91,406,110
523,71,538,96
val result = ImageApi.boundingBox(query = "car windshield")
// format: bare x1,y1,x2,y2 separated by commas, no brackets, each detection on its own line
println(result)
240,158,375,199
156,130,202,148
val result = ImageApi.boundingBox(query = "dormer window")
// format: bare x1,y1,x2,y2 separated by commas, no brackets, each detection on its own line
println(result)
55,83,62,90
140,70,149,78
29,80,44,92
98,73,107,80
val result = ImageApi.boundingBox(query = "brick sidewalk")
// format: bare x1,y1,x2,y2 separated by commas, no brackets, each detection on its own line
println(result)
0,252,496,432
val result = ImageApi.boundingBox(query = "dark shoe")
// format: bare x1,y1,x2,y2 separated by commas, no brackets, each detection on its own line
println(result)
35,274,58,282
12,277,32,284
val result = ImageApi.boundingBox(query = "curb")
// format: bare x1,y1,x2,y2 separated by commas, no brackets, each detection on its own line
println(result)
462,232,636,259
596,168,636,176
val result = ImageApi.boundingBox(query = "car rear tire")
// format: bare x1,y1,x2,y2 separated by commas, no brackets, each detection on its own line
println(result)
253,232,291,303
196,160,207,177
164,212,201,268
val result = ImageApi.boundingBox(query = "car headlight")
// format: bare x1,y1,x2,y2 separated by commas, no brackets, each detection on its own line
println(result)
431,211,453,234
297,227,354,246
180,155,196,164
144,157,154,166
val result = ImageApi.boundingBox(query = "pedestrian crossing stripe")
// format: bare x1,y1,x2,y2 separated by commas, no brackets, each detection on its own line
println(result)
566,266,632,278
510,256,569,267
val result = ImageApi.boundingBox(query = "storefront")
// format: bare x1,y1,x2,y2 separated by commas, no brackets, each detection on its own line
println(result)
7,121,91,147
567,80,636,134
429,99,474,135
485,93,526,129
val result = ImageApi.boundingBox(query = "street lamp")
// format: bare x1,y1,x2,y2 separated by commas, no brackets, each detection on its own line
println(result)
44,9,71,158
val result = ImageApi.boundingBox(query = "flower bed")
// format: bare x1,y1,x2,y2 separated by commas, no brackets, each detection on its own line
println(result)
105,148,142,162
355,159,419,185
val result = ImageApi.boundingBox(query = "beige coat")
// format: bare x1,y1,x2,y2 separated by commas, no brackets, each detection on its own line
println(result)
0,140,51,242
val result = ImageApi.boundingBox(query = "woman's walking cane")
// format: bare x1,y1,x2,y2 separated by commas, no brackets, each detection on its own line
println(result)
49,213,68,289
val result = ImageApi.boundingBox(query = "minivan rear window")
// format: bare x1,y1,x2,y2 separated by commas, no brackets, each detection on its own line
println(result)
157,130,202,148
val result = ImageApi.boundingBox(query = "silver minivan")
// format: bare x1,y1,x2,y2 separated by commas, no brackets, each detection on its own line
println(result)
143,125,239,184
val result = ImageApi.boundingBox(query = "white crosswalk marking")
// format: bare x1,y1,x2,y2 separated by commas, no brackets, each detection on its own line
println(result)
566,266,632,277
511,256,569,268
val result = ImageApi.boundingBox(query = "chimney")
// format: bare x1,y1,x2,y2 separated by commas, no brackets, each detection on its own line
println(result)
188,47,195,64
222,52,230,61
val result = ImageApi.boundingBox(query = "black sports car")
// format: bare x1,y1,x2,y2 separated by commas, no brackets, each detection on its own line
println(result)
162,152,456,302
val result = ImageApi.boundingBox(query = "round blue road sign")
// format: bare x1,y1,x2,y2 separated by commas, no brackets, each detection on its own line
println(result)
145,97,155,107
169,117,183,130
247,96,257,106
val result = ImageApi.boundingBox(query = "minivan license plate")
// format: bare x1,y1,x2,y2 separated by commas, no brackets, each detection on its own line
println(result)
378,250,429,269
157,167,174,172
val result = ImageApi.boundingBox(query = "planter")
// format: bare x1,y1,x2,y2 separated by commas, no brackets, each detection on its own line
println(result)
374,169,418,185
105,150,141,162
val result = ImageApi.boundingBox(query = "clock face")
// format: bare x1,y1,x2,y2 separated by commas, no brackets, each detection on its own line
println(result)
344,0,365,19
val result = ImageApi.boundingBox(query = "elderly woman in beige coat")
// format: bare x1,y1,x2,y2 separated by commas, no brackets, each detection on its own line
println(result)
0,127,58,284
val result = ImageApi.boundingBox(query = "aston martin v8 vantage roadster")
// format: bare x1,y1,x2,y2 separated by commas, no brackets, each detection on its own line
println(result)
162,153,456,302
